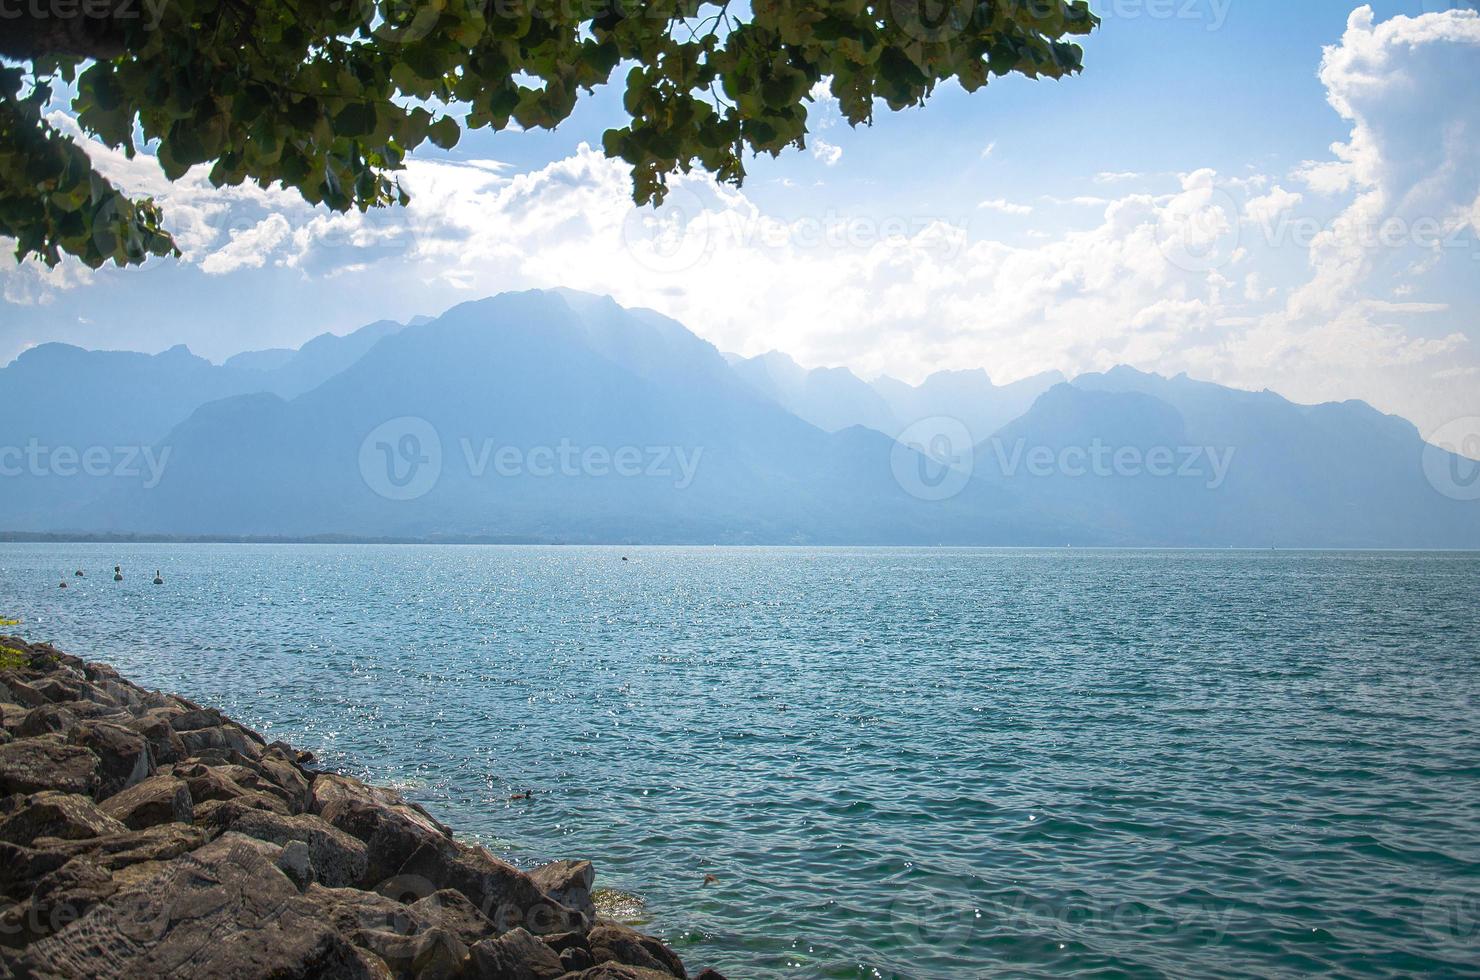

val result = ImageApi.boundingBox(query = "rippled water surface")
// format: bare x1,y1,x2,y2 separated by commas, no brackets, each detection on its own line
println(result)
2,545,1478,977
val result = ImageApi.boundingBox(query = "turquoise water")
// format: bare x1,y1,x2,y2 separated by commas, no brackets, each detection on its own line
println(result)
1,545,1477,977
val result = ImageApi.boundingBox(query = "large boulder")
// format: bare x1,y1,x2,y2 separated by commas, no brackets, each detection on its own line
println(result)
0,792,127,846
13,705,77,739
176,724,266,763
28,677,88,706
1,857,117,947
0,737,100,797
254,749,313,813
0,843,68,902
67,722,153,799
123,712,187,767
165,762,289,815
210,808,369,889
407,889,498,946
98,776,193,830
310,774,454,887
530,860,596,924
467,927,565,980
394,840,585,937
16,833,377,979
588,923,687,978
303,884,467,978
32,824,208,874
553,964,681,980
1,680,51,709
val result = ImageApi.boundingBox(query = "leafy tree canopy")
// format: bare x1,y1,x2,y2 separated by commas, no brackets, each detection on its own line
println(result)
0,0,1097,269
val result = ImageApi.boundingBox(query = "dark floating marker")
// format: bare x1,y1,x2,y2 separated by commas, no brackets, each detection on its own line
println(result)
58,581,67,589
153,570,164,585
74,570,84,577
113,565,123,582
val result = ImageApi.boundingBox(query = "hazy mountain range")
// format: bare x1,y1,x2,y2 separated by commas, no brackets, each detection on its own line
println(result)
3,288,1476,547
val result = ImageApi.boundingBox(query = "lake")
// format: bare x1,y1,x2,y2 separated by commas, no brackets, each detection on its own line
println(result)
1,544,1476,977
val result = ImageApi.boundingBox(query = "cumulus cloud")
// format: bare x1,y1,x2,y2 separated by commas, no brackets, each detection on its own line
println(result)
2,6,1477,436
977,199,1034,216
811,139,843,166
0,254,93,306
200,214,293,274
1244,186,1303,230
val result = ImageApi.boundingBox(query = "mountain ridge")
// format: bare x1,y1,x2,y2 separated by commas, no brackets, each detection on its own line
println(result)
4,288,1476,546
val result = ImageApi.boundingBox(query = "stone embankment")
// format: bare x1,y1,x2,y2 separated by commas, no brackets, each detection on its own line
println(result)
0,633,723,979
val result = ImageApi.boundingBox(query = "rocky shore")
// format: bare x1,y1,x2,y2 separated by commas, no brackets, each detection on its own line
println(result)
0,633,723,979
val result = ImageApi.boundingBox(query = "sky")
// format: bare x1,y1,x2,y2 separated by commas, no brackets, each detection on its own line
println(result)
2,1,1478,441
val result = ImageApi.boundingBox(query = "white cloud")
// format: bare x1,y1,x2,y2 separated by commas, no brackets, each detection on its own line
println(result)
200,214,293,274
2,7,1477,437
812,139,843,166
977,198,1033,216
1244,186,1303,229
0,250,93,306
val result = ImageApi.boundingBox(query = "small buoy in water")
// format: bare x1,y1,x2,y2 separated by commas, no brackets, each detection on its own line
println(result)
153,570,163,585
621,556,628,562
74,570,84,577
113,565,123,582
58,581,67,589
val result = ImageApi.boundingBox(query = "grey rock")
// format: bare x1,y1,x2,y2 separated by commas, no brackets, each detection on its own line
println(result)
2,681,50,709
13,705,77,739
0,843,68,902
2,857,117,947
67,721,153,799
562,967,688,980
33,823,208,873
588,923,687,978
408,888,497,945
123,712,187,766
98,775,192,830
467,927,565,980
0,737,100,797
310,773,453,887
395,839,584,937
531,859,596,924
17,832,376,979
213,808,368,889
302,884,466,978
277,840,315,890
0,792,127,847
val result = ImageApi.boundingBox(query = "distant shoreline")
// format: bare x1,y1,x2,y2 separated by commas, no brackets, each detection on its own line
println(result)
2,532,1478,552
